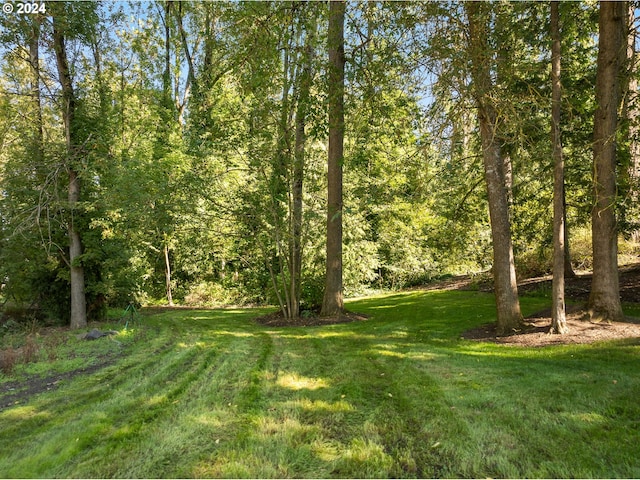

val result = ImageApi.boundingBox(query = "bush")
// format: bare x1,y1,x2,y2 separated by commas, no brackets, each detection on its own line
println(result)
184,282,245,307
515,247,552,279
0,347,17,375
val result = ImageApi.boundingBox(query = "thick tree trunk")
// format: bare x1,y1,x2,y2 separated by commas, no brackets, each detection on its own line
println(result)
321,0,345,317
53,15,87,329
551,1,568,334
589,0,625,322
68,172,87,328
466,2,522,335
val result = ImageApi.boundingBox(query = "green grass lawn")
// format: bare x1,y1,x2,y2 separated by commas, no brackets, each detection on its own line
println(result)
1,290,639,478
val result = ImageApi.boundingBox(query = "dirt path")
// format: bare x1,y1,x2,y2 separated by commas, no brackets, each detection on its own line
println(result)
0,356,116,411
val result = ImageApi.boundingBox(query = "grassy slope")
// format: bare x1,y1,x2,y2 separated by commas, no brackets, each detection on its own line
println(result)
1,291,639,478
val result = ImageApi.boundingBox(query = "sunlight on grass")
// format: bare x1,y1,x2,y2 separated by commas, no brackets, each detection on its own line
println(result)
256,415,319,443
145,394,168,408
176,341,209,349
291,398,355,413
565,411,607,424
276,373,329,391
312,439,341,462
0,404,49,420
334,438,394,478
365,346,440,362
273,330,376,341
193,412,225,428
210,330,255,338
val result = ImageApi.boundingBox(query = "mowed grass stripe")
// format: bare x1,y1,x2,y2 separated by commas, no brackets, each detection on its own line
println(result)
0,342,208,477
65,325,276,478
0,316,246,477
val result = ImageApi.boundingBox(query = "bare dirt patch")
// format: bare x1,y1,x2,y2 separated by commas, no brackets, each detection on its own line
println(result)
461,263,640,346
462,307,640,347
0,355,116,411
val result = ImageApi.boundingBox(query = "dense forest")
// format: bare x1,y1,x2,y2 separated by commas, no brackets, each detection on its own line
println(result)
1,1,639,332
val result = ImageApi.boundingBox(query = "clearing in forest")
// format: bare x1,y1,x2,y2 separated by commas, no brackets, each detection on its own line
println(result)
1,281,639,478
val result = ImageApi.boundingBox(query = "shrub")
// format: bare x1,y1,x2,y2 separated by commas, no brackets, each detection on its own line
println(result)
184,282,246,307
22,335,39,364
0,347,17,375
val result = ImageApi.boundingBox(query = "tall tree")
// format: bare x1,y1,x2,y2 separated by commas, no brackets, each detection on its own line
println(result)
551,1,568,334
321,0,345,317
52,10,87,329
589,0,625,322
28,16,43,169
290,7,315,319
621,4,640,243
465,2,523,335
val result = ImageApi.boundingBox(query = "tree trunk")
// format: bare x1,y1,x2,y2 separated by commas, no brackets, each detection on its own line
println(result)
551,1,568,334
29,18,43,165
290,21,314,320
321,0,345,317
622,4,640,242
589,0,625,322
164,243,174,306
465,2,522,335
563,201,576,278
53,15,87,329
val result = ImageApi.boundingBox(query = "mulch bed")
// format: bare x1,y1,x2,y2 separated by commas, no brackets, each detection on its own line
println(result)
460,263,640,346
461,306,640,347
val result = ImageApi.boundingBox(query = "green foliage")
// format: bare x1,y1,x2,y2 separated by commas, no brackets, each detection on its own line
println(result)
0,0,637,320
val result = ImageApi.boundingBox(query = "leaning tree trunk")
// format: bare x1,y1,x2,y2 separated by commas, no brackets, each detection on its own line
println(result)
589,0,625,322
551,0,568,334
465,2,522,335
321,0,345,317
53,15,87,329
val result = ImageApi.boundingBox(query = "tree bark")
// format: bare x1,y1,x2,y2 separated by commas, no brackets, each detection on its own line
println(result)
321,0,345,317
164,243,174,306
622,4,640,243
563,202,576,278
551,1,568,334
29,17,43,165
589,0,625,322
53,15,87,329
465,2,522,335
290,19,314,320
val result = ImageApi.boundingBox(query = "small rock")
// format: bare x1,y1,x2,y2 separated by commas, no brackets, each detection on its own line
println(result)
84,329,105,340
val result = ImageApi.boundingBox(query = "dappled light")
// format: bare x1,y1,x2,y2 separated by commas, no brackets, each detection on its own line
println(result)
281,398,355,414
365,346,439,362
276,373,330,391
0,404,49,421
